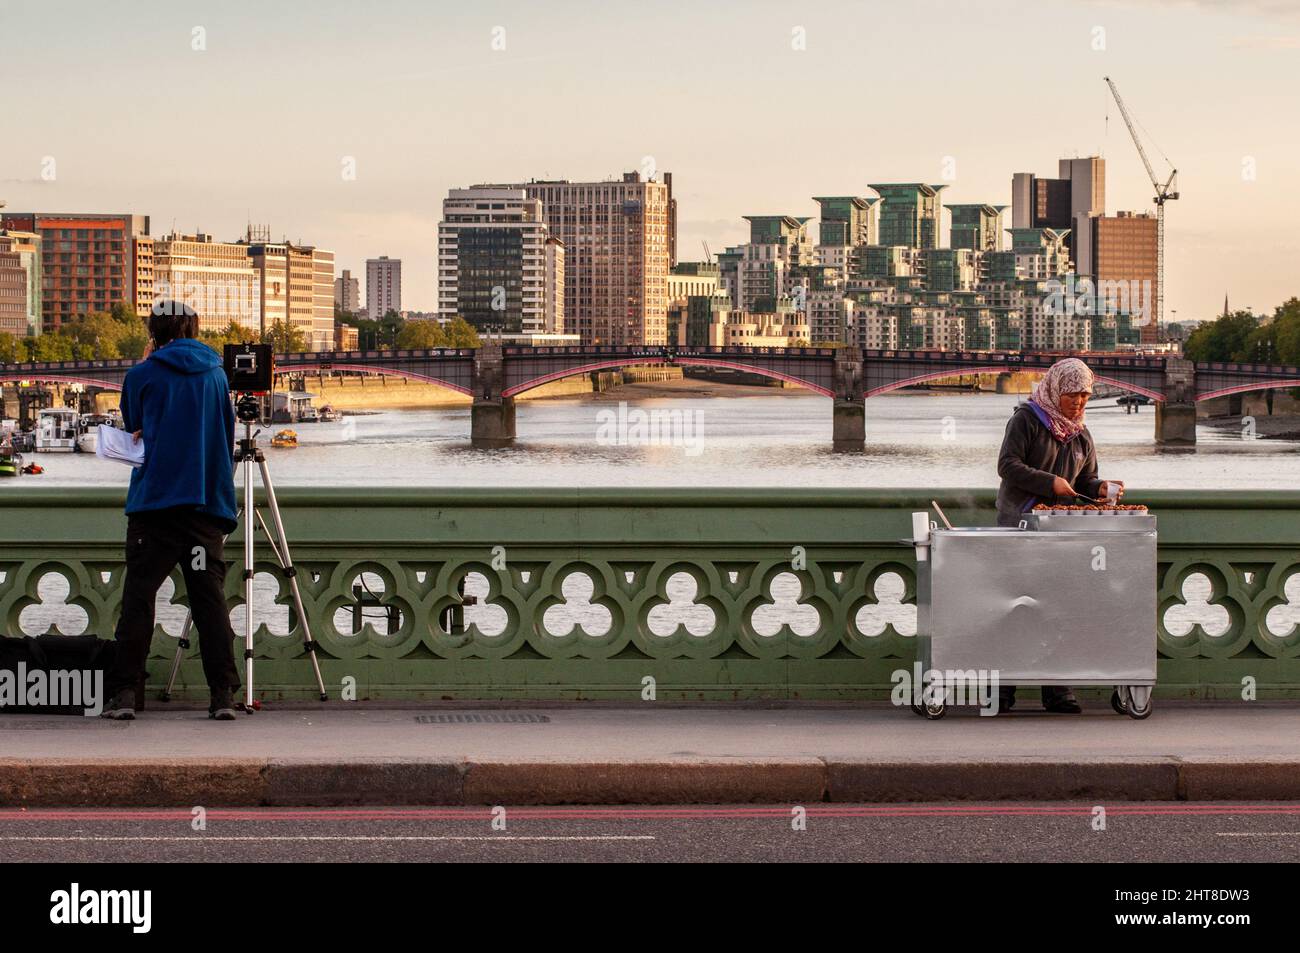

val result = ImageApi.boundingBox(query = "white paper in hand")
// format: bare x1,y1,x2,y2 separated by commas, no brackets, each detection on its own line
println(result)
95,423,145,468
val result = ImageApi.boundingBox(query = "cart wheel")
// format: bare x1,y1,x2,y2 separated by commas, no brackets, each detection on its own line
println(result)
923,701,946,720
1110,689,1129,716
1127,697,1153,720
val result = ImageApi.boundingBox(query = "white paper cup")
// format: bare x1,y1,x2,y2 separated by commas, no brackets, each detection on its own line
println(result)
911,512,930,542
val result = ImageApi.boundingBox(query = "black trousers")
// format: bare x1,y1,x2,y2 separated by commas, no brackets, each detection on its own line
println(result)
108,507,240,697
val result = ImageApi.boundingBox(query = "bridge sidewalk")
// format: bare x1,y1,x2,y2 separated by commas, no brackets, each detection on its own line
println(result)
2,702,1298,806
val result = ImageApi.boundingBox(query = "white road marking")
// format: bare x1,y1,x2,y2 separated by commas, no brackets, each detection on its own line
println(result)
1215,832,1300,837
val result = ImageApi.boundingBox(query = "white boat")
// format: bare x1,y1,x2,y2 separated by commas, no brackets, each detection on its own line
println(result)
34,408,80,452
77,413,118,453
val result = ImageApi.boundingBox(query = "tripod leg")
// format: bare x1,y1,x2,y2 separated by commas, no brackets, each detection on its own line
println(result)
256,457,328,701
242,448,257,712
160,608,193,702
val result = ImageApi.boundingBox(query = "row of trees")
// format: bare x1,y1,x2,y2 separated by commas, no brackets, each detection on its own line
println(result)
198,319,307,354
0,303,148,362
1184,298,1300,365
335,308,481,350
1,307,484,364
0,308,312,363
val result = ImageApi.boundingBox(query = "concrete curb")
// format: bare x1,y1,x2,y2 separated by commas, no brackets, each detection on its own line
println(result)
3,758,1300,806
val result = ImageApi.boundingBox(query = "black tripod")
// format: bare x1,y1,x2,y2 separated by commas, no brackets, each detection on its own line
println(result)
161,393,327,709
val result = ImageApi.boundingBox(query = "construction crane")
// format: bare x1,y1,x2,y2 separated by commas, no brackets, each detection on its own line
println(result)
1104,76,1179,336
701,239,714,264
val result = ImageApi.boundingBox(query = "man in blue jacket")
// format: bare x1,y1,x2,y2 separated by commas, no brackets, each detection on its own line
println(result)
102,301,241,720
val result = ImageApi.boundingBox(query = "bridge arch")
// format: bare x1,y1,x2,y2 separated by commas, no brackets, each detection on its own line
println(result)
0,372,124,392
863,365,1167,402
502,357,833,398
1197,378,1300,402
273,361,472,395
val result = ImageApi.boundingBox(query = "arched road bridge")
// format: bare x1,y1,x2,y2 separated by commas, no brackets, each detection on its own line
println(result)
4,344,1299,450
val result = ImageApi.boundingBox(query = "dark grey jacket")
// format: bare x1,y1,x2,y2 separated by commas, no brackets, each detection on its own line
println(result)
995,403,1104,526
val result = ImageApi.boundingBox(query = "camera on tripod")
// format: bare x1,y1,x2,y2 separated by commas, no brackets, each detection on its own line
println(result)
224,343,274,394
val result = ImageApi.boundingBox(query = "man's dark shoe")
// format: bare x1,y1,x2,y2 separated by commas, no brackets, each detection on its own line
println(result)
209,688,238,721
1043,690,1083,714
997,686,1016,715
100,689,136,720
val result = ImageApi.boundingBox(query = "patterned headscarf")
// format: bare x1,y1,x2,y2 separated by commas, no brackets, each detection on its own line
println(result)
1029,358,1094,442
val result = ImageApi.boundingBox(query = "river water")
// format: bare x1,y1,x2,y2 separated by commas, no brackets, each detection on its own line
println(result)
21,391,1299,489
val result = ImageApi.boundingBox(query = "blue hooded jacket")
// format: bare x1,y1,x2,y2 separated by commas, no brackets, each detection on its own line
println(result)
119,338,237,533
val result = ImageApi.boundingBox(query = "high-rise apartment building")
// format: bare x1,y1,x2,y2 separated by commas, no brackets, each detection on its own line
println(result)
366,256,402,321
0,212,150,331
663,171,678,268
1059,157,1105,275
869,184,947,250
814,196,880,280
948,204,1007,253
814,196,880,248
543,236,565,334
241,226,335,351
1011,157,1105,272
728,215,816,313
334,269,360,313
0,230,42,337
1011,174,1070,230
311,248,334,348
437,187,564,334
499,172,673,345
152,232,260,334
132,235,154,318
808,288,854,344
924,248,980,292
1091,211,1159,343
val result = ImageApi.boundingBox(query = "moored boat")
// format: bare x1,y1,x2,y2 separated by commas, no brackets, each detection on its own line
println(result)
34,408,80,452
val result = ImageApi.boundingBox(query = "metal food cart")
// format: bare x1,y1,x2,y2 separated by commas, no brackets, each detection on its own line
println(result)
908,509,1157,719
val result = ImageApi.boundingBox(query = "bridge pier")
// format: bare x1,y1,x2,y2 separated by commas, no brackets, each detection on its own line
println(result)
832,355,865,453
833,399,865,453
471,397,516,449
1156,357,1197,449
1155,401,1196,448
471,344,515,448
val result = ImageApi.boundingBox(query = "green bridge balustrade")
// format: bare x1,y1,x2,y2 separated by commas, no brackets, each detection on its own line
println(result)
1,488,1297,701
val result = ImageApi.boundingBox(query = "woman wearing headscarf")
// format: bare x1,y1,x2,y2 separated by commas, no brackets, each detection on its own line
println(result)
994,357,1125,714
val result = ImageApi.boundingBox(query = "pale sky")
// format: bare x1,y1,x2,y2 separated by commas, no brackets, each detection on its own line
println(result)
2,0,1297,320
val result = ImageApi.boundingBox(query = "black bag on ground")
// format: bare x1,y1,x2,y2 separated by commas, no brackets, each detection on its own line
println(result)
0,634,123,715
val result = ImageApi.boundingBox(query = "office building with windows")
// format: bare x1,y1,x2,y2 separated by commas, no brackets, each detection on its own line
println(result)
0,212,150,332
494,172,672,345
366,256,402,321
0,229,42,337
438,187,564,335
152,232,260,334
